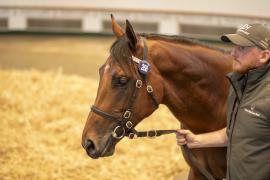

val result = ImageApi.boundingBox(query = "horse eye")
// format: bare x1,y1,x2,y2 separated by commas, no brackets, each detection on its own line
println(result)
119,77,128,85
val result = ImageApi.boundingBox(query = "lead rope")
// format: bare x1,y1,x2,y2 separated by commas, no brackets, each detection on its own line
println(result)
129,129,215,180
181,145,216,180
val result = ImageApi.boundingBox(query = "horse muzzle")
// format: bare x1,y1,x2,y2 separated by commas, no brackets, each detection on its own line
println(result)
82,137,115,159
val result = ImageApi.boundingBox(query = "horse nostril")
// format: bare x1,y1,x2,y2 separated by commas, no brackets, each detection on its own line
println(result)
84,139,96,155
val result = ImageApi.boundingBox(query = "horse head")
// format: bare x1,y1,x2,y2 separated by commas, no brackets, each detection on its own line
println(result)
82,15,164,158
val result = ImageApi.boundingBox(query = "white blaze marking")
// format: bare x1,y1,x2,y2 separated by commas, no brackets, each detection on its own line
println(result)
104,64,110,72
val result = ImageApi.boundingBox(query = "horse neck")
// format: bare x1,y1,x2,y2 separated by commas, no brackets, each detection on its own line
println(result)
148,40,232,132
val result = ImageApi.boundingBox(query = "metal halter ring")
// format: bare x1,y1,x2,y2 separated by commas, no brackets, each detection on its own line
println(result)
136,80,142,88
146,85,154,93
147,130,157,138
112,126,125,139
126,121,133,129
128,133,138,139
123,110,131,119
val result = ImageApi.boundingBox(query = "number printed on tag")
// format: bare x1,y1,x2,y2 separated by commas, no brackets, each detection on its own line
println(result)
138,60,150,75
141,64,148,72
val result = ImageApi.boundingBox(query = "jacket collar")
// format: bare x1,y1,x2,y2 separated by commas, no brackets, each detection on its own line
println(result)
246,62,270,85
226,62,270,100
226,72,246,100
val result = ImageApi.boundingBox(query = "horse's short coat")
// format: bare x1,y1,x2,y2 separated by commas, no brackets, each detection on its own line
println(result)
82,15,233,180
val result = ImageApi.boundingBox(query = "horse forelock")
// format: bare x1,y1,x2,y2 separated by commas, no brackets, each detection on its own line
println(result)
110,36,137,76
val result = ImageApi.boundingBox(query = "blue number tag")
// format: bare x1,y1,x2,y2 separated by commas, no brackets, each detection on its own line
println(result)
138,60,150,75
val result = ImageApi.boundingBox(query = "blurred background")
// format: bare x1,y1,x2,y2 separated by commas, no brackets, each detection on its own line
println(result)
0,0,269,180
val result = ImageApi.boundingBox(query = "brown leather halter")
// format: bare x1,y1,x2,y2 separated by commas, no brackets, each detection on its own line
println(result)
91,38,175,139
90,38,216,180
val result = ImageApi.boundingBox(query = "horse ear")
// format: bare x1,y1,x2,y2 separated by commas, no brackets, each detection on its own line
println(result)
125,19,138,51
111,14,124,38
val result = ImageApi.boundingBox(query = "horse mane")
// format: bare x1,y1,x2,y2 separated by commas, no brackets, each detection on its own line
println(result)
110,33,228,75
140,33,228,53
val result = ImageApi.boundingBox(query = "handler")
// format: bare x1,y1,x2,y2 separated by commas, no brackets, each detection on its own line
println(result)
176,23,270,180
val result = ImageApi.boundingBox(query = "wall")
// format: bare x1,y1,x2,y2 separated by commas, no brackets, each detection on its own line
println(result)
0,0,269,39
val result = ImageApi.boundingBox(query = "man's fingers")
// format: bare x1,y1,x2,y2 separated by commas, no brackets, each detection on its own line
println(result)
176,133,185,138
177,138,186,144
176,129,190,136
177,139,187,146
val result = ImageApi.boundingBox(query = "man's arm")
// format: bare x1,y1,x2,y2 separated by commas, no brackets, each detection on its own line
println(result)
176,127,228,148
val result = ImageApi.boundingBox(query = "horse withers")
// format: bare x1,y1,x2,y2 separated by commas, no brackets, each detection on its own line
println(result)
82,15,232,180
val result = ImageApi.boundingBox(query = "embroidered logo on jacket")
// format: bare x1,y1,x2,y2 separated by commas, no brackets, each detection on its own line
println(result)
244,106,261,117
264,81,270,88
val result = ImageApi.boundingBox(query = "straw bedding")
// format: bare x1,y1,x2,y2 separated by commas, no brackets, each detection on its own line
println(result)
0,68,188,180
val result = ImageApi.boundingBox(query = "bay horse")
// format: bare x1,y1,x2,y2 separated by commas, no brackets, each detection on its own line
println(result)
82,15,233,180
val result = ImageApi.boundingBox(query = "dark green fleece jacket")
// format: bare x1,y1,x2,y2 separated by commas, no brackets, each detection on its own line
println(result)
226,63,270,180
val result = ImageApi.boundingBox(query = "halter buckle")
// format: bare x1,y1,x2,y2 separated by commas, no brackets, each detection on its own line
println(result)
112,126,125,139
146,85,153,93
136,80,142,88
126,121,133,129
147,130,157,138
128,133,138,139
123,110,131,119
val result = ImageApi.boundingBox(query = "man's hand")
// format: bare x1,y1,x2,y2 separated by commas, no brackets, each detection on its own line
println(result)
176,129,199,148
176,128,228,148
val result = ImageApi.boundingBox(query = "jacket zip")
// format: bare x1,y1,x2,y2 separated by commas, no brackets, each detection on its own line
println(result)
227,74,248,180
